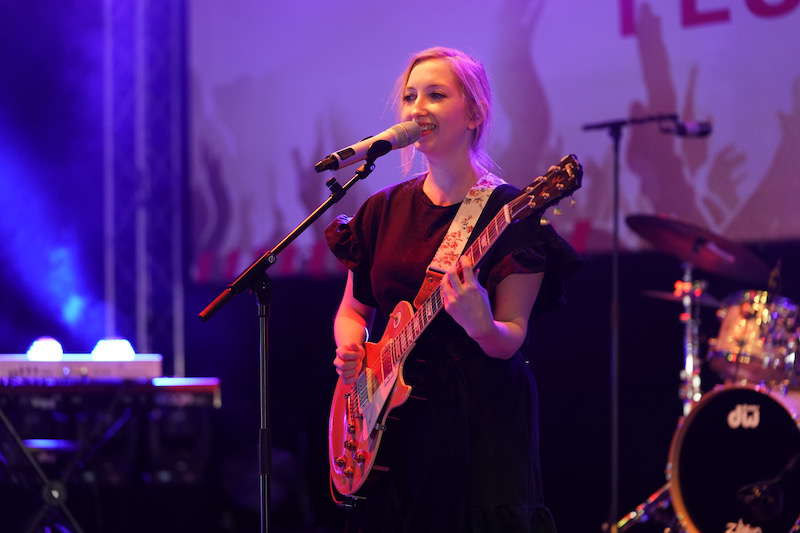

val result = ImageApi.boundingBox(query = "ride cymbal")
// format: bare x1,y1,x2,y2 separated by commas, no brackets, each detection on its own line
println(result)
626,214,769,284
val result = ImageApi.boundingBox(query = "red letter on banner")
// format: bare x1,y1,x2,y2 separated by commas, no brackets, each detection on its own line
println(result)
681,0,731,26
746,0,799,17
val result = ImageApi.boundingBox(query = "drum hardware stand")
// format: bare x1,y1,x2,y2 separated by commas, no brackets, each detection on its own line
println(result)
677,262,704,416
603,483,676,532
606,263,709,533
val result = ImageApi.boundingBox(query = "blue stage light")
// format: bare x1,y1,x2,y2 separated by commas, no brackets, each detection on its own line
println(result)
23,439,77,451
0,128,103,346
62,293,86,324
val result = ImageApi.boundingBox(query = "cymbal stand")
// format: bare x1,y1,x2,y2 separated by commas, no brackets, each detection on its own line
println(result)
605,264,707,532
677,262,703,415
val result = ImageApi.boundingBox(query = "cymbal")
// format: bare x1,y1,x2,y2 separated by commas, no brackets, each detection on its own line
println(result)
626,214,769,283
642,290,721,308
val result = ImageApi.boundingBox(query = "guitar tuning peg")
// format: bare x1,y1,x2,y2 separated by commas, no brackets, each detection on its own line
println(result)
552,207,562,216
569,197,577,207
539,216,550,226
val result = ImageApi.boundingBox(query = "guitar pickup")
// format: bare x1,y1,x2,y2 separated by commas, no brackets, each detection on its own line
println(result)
358,368,379,404
356,372,369,407
365,368,380,401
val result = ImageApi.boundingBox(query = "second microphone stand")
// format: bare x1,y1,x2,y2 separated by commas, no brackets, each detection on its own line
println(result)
582,112,680,533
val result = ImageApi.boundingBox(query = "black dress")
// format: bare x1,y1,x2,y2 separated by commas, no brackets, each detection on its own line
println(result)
325,175,579,533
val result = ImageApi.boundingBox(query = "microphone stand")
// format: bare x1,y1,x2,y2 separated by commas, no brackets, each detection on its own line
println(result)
198,150,383,533
582,112,677,533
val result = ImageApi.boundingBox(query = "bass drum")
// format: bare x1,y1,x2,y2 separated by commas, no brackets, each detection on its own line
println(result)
668,386,800,533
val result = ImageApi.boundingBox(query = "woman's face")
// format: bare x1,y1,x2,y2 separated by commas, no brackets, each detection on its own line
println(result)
401,58,478,160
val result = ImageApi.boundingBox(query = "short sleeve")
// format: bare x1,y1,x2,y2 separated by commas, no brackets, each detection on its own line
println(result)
325,214,362,271
324,200,380,308
484,219,581,314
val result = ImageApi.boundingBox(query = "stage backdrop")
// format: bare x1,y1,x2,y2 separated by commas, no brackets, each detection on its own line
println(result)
190,0,800,280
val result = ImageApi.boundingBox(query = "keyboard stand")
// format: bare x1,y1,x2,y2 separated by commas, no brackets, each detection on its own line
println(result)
0,406,85,533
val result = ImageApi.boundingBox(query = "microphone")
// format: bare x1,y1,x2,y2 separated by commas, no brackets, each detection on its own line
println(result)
314,121,421,172
659,120,712,138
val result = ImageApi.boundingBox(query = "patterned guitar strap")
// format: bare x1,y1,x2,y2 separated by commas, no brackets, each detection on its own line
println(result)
412,172,507,308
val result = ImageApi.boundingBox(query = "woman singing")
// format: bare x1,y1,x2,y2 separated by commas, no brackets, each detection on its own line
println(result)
326,46,577,532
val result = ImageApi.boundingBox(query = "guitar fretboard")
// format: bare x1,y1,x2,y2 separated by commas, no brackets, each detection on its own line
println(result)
372,198,527,390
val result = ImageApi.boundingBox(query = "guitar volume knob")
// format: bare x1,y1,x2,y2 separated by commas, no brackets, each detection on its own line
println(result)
344,439,356,450
343,466,355,478
335,456,347,468
355,450,368,463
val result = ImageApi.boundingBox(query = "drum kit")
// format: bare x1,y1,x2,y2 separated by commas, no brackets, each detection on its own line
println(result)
612,214,800,533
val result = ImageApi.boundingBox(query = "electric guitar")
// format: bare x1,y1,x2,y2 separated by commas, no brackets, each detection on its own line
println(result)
328,154,583,495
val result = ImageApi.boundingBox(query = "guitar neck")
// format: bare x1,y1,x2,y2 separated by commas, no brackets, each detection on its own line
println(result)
383,204,515,369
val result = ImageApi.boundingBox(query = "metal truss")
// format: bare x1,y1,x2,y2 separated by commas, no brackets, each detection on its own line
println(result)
103,0,187,375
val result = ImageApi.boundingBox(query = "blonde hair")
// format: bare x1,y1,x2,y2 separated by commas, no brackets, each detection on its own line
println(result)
393,47,495,174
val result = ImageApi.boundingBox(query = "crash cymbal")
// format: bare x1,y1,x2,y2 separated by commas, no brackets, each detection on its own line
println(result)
642,290,721,308
626,214,769,284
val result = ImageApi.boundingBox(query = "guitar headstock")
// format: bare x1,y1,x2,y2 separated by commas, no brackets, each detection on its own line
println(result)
509,154,583,222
